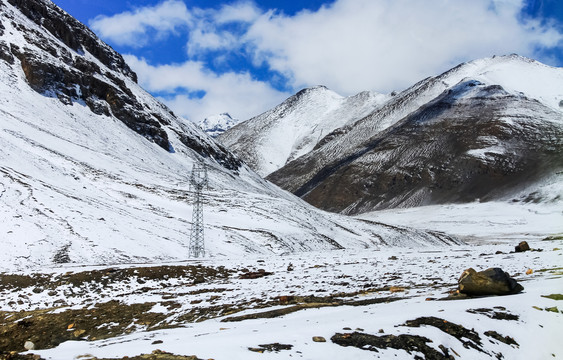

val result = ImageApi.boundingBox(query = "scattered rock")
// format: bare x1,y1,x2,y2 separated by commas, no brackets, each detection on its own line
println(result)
238,269,273,279
248,343,293,353
388,256,398,260
542,234,563,241
466,308,519,321
515,241,530,252
23,341,34,351
0,352,43,360
458,268,524,296
484,330,519,346
152,340,163,345
331,332,454,359
403,317,484,353
83,350,202,360
312,336,326,342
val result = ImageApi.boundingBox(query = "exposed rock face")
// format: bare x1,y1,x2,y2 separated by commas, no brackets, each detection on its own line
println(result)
266,59,563,214
6,0,136,81
458,268,524,296
0,0,241,170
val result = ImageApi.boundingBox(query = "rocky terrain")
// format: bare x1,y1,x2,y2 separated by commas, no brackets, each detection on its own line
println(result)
0,238,561,359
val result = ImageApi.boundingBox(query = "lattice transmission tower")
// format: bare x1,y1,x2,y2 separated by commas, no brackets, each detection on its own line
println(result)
189,162,208,258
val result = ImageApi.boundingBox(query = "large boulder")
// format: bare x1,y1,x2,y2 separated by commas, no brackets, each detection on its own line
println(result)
458,268,523,296
515,241,530,252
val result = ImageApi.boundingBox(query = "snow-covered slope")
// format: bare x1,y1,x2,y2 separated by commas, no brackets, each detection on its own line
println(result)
267,55,563,214
218,86,388,176
0,0,459,271
198,113,239,138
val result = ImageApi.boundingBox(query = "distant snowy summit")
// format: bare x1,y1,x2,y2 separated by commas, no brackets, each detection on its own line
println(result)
198,113,239,137
218,85,389,176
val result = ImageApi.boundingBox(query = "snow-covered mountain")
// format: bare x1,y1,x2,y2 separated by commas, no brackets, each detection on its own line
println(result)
264,55,563,214
218,86,388,176
198,113,239,137
0,0,458,271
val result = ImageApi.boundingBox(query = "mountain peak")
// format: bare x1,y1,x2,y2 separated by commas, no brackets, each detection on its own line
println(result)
219,86,387,176
199,113,239,137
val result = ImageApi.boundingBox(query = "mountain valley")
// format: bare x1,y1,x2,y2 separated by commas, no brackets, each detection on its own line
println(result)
0,1,562,359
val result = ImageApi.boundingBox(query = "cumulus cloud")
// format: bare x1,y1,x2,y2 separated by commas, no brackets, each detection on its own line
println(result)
244,0,563,93
93,0,562,122
90,0,191,47
124,55,289,122
214,2,261,24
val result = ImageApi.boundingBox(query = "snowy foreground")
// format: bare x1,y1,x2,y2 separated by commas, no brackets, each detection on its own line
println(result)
3,236,561,360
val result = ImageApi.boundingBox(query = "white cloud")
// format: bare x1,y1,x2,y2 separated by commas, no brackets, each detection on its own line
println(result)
90,0,191,47
243,0,563,93
94,0,562,123
186,2,260,56
186,26,239,56
124,55,289,122
214,2,261,24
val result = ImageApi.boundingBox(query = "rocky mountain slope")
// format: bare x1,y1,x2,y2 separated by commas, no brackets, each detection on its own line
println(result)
198,113,239,138
218,86,388,176
0,0,459,271
265,56,563,214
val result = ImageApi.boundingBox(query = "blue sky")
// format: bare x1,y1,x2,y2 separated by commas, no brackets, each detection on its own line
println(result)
52,0,563,123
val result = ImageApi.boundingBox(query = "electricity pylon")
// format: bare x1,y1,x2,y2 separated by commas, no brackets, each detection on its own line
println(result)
189,162,208,258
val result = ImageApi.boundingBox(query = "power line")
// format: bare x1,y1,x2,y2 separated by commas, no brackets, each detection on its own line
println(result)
189,162,208,258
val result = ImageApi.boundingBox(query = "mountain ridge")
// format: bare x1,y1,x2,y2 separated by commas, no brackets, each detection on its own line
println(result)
231,55,563,214
0,0,459,271
218,85,389,176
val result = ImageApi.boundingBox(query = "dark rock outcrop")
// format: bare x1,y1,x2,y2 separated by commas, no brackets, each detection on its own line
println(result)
0,41,13,64
1,0,242,170
10,46,172,150
458,267,524,296
331,331,455,359
6,0,136,81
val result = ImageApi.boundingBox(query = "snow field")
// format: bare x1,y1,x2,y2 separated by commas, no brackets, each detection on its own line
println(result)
24,239,563,360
